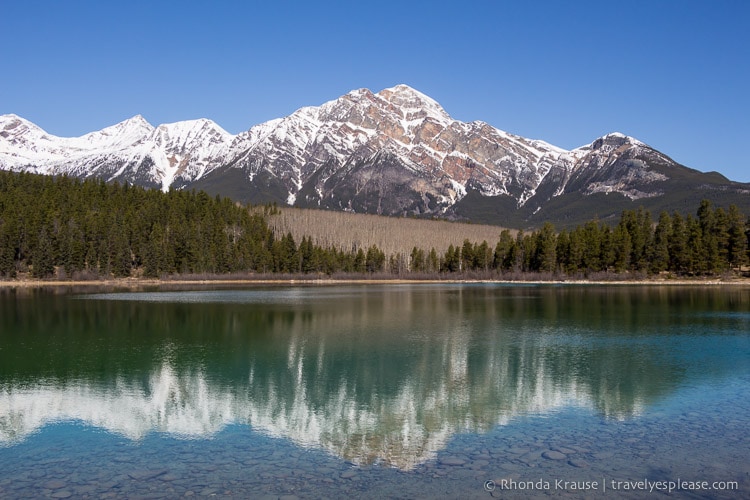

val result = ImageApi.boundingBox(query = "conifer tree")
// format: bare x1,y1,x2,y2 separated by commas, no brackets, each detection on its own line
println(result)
650,211,672,273
713,207,730,271
686,215,705,274
581,220,602,272
0,226,16,278
460,239,475,271
514,230,526,272
31,227,55,278
726,205,748,270
353,248,366,273
611,222,631,273
427,248,439,273
365,245,385,273
555,229,570,273
494,230,515,271
475,240,492,271
410,246,425,272
443,244,460,272
536,222,557,273
567,227,585,273
668,212,689,274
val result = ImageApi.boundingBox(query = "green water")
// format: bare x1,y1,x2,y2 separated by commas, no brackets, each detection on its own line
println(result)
1,284,749,498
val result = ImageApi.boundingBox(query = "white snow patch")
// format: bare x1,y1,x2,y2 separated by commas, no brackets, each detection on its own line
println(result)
448,178,467,203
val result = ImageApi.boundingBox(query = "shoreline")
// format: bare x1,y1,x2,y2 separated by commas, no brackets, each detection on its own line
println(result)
1,276,749,288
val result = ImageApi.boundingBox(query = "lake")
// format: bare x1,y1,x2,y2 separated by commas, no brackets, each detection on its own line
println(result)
1,283,748,498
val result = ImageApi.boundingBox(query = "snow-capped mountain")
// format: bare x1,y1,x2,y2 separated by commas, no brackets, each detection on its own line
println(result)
220,85,571,210
0,113,235,191
2,85,748,226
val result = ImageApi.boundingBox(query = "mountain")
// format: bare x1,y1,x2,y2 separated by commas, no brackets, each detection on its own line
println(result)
0,113,234,191
2,85,749,227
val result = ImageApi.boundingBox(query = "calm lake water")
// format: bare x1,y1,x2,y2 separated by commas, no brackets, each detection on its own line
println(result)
1,284,749,499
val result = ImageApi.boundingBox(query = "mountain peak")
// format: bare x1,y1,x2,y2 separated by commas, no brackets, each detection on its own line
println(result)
1,113,24,123
380,84,430,99
1,113,46,134
113,114,154,133
78,115,155,150
375,84,450,123
124,114,151,127
601,132,645,146
154,118,233,144
575,132,648,153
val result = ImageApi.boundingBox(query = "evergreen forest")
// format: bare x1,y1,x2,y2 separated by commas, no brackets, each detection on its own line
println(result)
0,171,748,280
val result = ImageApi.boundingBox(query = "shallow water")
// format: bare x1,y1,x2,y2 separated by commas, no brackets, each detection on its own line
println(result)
1,284,748,498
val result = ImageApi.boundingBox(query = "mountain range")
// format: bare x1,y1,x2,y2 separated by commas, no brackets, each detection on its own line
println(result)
2,84,748,228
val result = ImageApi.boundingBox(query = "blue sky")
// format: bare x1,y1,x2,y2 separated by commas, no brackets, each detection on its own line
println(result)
3,1,749,181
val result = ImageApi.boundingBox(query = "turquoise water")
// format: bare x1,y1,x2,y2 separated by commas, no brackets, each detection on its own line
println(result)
0,284,748,498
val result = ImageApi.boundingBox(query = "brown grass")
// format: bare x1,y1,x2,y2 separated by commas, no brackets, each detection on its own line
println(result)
265,207,512,255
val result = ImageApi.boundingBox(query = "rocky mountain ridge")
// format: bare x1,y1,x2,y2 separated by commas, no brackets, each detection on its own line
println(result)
2,85,748,227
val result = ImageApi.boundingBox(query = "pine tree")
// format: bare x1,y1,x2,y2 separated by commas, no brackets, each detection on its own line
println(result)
668,212,689,274
0,226,16,278
494,230,515,271
713,207,731,271
460,239,475,271
475,240,492,272
31,227,55,278
686,215,705,274
64,220,86,276
536,222,557,273
410,246,425,272
599,226,615,272
567,227,585,273
696,200,720,273
299,236,317,273
109,225,132,278
555,229,571,273
514,230,526,272
726,205,748,270
365,245,385,273
650,211,672,273
607,222,628,273
581,220,602,272
353,248,366,273
427,248,440,273
443,244,460,272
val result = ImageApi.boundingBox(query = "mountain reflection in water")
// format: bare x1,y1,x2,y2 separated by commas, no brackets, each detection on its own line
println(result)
1,284,748,470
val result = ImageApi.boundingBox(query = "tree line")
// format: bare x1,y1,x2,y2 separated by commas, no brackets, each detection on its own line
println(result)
0,171,748,280
486,202,748,276
0,171,393,279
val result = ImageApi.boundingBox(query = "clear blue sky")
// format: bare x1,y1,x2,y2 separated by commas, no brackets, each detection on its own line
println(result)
3,1,749,181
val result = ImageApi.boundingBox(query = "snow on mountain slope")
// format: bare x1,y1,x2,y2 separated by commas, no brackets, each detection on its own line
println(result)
0,113,236,191
221,85,575,211
0,85,695,214
0,114,154,171
78,115,155,151
146,119,234,190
